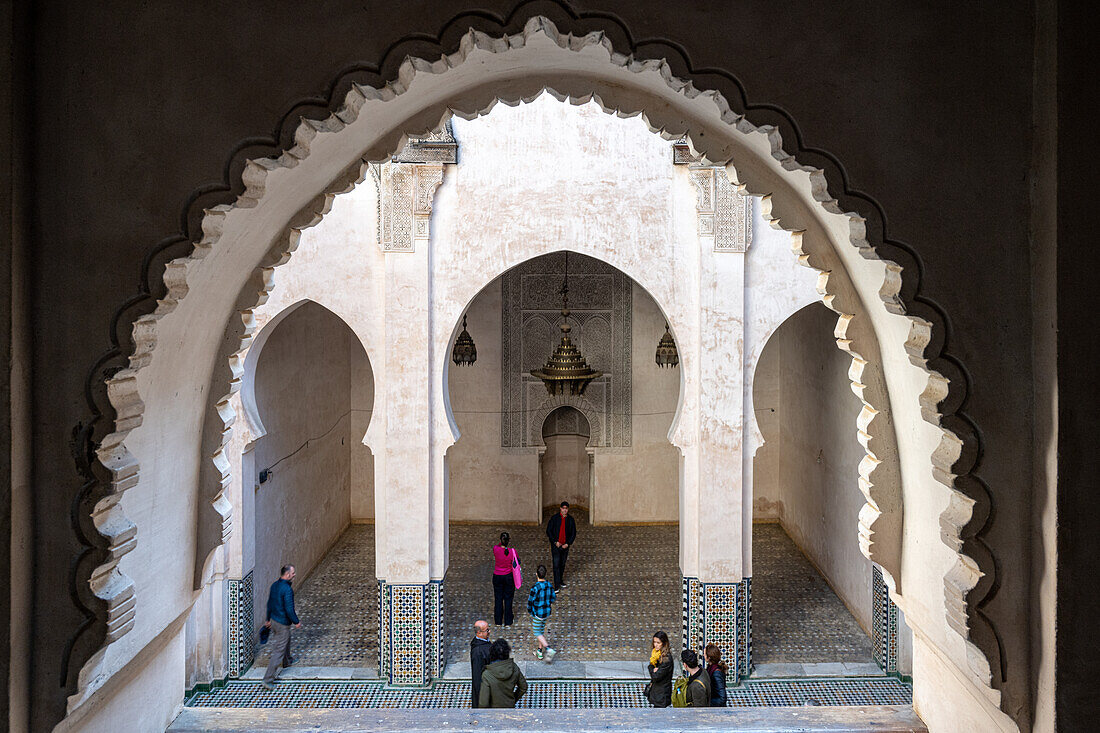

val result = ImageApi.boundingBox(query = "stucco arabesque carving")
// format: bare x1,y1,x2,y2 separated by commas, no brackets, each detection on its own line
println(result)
76,9,1002,714
529,394,603,448
676,145,751,253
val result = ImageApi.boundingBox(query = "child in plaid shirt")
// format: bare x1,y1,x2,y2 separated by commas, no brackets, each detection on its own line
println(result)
526,564,557,662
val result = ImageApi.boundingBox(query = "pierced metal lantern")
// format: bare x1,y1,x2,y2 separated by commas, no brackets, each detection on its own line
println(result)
451,314,477,366
655,322,679,368
530,254,602,396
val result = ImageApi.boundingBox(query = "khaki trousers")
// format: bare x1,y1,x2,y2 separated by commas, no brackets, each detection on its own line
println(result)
262,621,293,684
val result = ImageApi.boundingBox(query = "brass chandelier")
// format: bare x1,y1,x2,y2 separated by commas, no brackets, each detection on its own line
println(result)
655,322,679,368
530,253,603,396
451,313,477,366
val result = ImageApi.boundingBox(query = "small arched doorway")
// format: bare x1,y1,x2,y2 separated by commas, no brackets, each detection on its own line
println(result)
539,406,593,517
238,300,378,675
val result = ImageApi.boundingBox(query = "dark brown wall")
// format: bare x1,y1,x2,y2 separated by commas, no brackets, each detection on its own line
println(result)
1056,1,1097,731
12,1,1058,730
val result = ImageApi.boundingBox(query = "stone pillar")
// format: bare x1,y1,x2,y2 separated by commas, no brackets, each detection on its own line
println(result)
371,128,454,684
675,145,754,682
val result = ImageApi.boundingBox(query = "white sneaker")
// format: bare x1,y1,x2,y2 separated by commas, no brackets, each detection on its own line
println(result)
545,648,556,663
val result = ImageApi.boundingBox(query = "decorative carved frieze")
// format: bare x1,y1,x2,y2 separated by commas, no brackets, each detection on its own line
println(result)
501,252,631,449
675,140,751,253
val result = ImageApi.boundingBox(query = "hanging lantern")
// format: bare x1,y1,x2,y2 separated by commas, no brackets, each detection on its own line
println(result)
530,254,603,396
451,314,477,366
655,322,679,368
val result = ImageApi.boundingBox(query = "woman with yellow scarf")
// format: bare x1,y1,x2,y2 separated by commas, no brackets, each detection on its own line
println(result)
645,630,674,707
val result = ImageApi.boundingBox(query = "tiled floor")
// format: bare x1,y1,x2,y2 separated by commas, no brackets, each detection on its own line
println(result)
249,516,873,673
254,525,378,670
444,510,682,664
751,523,875,664
187,677,912,709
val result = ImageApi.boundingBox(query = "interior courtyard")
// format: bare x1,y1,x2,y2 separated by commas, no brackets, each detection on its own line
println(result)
6,3,1081,732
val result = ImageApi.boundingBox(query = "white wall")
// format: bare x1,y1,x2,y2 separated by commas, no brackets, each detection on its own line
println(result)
251,302,357,628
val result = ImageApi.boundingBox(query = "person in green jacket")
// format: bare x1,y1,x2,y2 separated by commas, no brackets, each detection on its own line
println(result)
478,638,528,708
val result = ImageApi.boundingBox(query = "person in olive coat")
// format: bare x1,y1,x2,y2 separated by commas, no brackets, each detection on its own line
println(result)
478,638,528,708
646,630,674,707
680,649,712,707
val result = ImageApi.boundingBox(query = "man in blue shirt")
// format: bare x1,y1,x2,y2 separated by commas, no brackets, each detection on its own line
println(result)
262,565,301,689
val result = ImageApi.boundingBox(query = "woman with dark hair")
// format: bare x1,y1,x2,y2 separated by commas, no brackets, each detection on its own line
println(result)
704,643,729,707
492,531,517,626
645,630,674,707
479,638,528,708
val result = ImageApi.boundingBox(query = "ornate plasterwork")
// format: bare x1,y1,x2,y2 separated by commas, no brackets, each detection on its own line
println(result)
74,8,1003,719
376,162,446,252
501,252,631,449
675,140,751,252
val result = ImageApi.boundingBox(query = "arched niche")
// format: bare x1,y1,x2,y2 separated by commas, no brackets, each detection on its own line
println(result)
71,13,1003,728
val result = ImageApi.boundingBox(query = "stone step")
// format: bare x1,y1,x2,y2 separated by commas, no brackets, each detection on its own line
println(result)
170,706,927,732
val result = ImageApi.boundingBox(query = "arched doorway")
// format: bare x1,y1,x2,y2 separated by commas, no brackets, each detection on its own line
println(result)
213,299,379,679
540,406,592,513
64,15,1011,731
752,303,912,677
442,247,683,668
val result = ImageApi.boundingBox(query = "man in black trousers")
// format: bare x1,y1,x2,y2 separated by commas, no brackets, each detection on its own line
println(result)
470,620,492,708
545,501,577,590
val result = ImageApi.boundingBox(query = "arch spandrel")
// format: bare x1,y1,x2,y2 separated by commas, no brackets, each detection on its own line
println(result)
72,10,1004,725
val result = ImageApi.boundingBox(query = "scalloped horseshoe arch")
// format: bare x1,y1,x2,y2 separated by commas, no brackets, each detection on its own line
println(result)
69,6,1004,722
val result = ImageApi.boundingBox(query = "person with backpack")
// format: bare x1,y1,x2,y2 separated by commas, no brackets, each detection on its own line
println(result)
704,643,728,707
526,564,557,661
671,649,712,707
645,630,674,707
478,638,528,708
491,532,517,626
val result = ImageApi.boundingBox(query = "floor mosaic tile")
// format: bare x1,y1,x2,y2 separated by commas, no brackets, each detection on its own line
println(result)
253,525,379,670
249,516,875,674
444,509,683,664
187,677,911,709
750,523,875,664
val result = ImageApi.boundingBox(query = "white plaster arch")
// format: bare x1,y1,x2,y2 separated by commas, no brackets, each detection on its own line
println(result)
81,15,1005,725
239,299,310,439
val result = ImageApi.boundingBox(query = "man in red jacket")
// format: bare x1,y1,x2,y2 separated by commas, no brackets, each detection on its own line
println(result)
545,501,577,590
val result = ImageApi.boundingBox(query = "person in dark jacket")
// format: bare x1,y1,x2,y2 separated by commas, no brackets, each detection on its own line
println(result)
545,501,577,590
680,649,712,707
262,565,301,689
479,638,528,708
704,643,728,707
646,630,674,707
470,620,492,708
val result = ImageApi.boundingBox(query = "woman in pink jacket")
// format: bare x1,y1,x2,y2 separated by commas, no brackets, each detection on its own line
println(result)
492,532,518,626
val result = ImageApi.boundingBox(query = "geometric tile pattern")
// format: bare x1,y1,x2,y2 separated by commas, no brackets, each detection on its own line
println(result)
738,577,752,680
872,565,899,675
445,513,681,664
226,570,254,678
186,677,912,708
427,580,444,679
379,582,434,686
683,577,748,684
749,524,874,664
